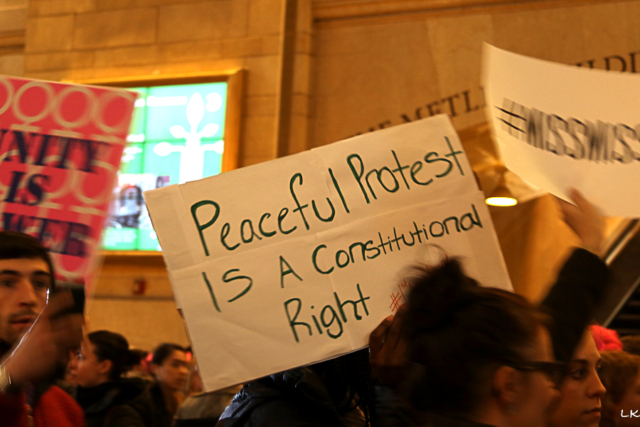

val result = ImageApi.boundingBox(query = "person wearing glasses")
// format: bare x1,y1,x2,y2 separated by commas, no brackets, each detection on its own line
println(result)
0,231,85,427
368,190,609,427
403,257,564,427
70,330,156,427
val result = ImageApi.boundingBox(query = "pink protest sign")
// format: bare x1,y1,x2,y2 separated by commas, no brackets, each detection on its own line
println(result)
0,76,137,284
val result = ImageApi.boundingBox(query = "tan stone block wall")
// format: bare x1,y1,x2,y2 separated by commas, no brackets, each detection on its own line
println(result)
29,0,95,17
0,54,24,75
85,255,190,350
0,0,26,76
26,15,74,52
75,8,158,49
87,299,189,351
25,0,285,166
0,4,26,33
158,2,234,43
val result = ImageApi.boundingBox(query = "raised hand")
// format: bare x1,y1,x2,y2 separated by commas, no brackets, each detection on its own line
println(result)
2,291,83,385
558,188,606,256
369,305,408,388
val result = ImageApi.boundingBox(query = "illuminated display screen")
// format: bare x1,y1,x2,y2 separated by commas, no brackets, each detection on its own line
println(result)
102,82,228,251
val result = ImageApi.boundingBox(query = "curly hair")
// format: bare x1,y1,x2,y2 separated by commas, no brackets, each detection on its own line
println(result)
599,350,640,426
621,335,640,357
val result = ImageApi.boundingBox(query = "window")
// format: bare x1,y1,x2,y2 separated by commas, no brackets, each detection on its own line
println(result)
87,73,242,251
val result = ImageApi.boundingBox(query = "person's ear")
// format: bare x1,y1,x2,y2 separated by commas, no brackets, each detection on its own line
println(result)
492,366,522,411
150,363,159,376
97,359,112,376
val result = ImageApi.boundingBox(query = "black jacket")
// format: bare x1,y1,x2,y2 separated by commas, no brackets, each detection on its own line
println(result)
76,378,155,427
216,367,348,427
149,381,182,427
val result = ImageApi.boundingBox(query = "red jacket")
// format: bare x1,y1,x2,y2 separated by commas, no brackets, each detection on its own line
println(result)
0,384,84,427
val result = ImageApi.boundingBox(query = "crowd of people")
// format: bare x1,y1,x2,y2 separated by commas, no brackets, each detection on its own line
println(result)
2,190,640,427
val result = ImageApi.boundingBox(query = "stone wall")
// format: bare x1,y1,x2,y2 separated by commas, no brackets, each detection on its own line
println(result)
0,0,27,76
25,0,291,167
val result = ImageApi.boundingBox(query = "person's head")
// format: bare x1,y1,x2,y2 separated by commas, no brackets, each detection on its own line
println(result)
598,351,640,427
547,332,606,427
621,335,640,357
0,231,55,346
70,330,136,388
151,343,188,391
129,349,147,372
405,259,560,427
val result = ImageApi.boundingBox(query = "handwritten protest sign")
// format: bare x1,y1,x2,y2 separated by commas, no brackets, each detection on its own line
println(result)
0,76,137,284
484,44,640,217
145,115,512,391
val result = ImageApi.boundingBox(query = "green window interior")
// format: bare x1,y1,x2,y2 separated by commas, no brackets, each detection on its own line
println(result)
103,82,228,251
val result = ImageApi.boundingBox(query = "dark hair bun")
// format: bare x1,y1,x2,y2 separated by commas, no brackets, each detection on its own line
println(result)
405,259,479,338
126,348,142,367
88,330,135,380
403,258,544,417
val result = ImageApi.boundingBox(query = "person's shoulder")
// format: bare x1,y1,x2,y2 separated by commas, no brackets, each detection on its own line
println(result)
178,388,241,420
105,404,147,426
248,398,335,427
40,384,81,408
217,375,343,427
35,385,84,427
115,377,150,400
118,380,158,423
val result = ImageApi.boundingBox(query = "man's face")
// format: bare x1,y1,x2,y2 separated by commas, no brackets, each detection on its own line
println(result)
0,257,51,345
154,350,189,392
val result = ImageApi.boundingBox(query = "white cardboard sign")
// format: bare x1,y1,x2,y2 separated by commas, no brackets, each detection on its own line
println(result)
484,44,640,217
144,115,511,391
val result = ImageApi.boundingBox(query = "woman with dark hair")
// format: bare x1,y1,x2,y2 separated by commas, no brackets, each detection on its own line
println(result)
546,331,606,427
404,258,563,427
70,330,155,427
150,343,189,427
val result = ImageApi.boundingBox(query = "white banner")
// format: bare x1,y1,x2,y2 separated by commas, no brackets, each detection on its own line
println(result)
144,115,511,391
484,43,640,217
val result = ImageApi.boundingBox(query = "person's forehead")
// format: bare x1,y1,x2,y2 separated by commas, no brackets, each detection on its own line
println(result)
82,340,97,357
0,257,50,275
169,351,187,363
572,333,600,363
